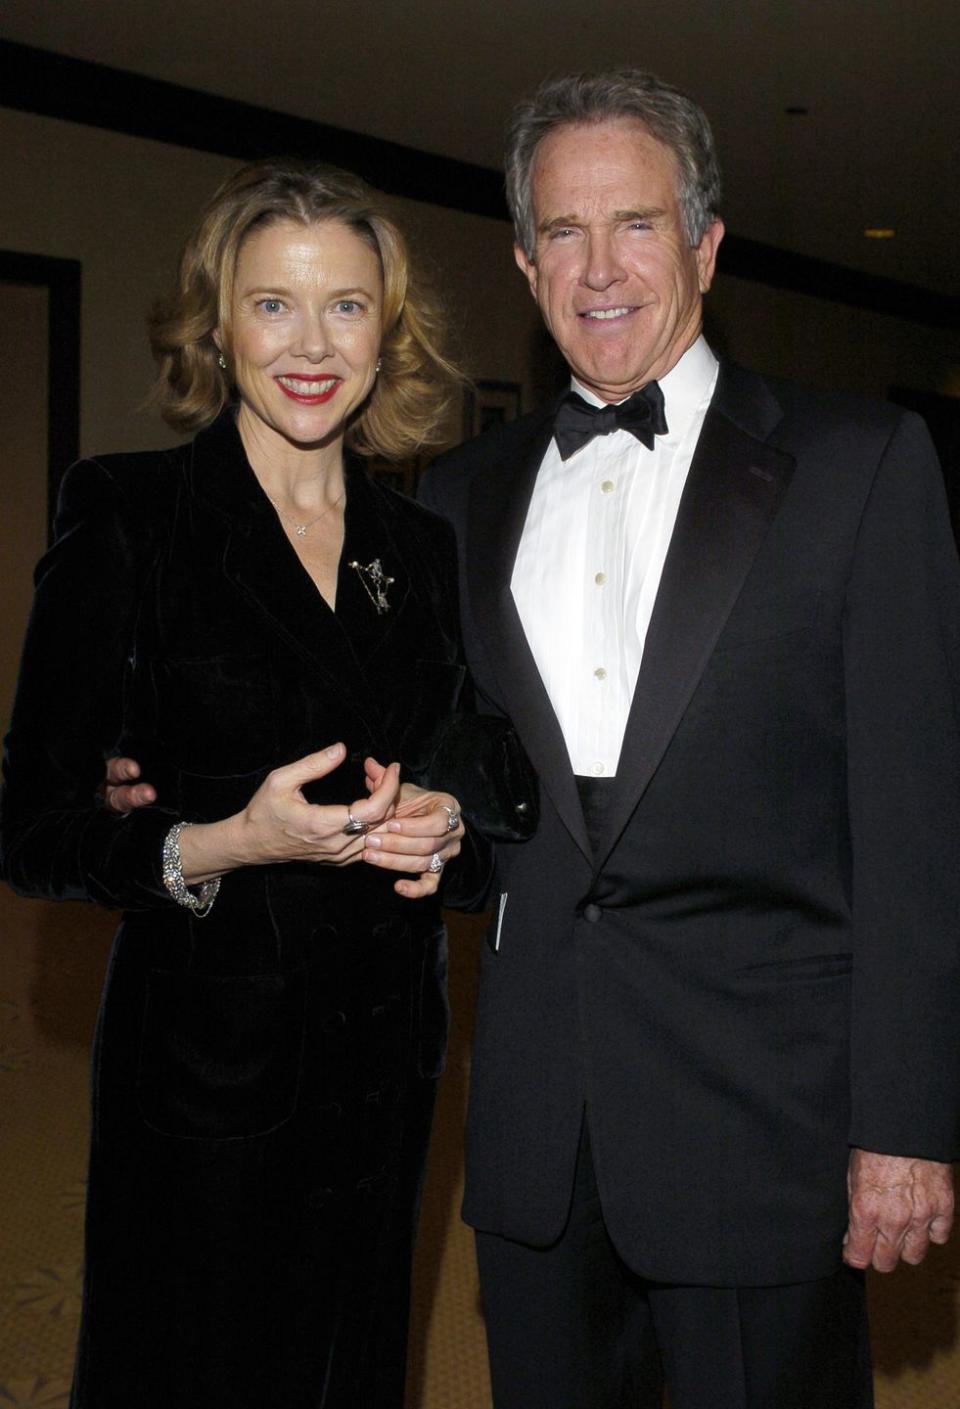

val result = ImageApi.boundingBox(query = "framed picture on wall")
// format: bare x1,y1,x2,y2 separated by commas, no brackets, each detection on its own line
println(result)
1,250,81,538
462,379,522,440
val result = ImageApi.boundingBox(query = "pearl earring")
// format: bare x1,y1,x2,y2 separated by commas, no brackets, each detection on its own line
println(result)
375,358,382,374
218,353,227,369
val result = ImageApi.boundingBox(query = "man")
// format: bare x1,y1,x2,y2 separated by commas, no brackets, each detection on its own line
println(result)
110,70,959,1408
416,70,960,1408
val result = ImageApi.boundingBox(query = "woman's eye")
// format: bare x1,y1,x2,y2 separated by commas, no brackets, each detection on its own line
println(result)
335,299,362,315
258,298,284,314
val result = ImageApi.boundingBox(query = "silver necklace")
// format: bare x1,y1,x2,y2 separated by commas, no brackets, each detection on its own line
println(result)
268,488,345,538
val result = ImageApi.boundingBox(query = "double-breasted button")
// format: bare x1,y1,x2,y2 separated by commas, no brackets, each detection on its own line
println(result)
322,1010,347,1032
582,903,603,923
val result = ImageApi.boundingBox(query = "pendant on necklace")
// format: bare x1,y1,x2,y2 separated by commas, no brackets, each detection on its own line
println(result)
267,489,345,539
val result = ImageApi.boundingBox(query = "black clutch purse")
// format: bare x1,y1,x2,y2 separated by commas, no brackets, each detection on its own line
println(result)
412,713,539,842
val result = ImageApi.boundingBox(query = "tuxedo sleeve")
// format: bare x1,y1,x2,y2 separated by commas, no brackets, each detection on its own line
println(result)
0,458,179,908
844,411,960,1160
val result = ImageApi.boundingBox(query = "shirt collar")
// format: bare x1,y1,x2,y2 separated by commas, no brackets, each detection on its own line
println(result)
569,335,718,445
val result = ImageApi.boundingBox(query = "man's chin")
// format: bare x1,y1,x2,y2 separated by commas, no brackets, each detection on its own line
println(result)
569,364,654,403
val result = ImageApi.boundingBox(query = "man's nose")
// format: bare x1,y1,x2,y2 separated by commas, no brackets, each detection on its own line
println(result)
582,232,627,291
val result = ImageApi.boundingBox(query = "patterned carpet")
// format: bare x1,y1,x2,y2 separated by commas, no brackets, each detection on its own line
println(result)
0,889,103,1409
0,886,957,1408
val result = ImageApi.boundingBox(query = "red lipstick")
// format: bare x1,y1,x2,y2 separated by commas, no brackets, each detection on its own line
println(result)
275,374,342,405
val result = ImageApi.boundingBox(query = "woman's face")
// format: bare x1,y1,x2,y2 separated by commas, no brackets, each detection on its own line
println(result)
223,217,383,453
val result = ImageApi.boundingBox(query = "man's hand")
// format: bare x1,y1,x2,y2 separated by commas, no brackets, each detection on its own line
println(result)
104,756,156,813
844,1148,954,1272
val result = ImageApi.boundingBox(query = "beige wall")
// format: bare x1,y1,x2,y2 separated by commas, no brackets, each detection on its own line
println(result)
1,102,957,469
708,271,960,401
0,106,542,461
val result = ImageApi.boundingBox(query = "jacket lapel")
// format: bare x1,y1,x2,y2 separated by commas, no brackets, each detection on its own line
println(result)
189,414,392,741
467,405,592,859
334,465,414,666
593,365,796,867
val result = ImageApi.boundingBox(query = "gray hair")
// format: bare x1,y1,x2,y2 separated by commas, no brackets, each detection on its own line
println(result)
505,68,722,259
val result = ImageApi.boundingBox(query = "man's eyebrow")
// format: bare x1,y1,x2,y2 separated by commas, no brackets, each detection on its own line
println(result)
613,207,666,222
538,214,582,234
537,206,667,234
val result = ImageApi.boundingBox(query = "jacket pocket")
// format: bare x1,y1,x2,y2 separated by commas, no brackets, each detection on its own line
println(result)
739,953,853,982
711,589,823,654
137,968,306,1139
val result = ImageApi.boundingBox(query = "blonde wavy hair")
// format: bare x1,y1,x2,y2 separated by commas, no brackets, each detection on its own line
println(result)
149,159,461,457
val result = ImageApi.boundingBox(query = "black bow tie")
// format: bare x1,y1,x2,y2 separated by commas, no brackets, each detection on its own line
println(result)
553,382,669,461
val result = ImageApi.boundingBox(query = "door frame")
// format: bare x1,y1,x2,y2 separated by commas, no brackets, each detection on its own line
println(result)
0,250,81,536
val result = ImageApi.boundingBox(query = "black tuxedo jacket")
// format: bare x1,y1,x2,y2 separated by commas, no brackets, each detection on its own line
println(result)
1,411,485,910
421,361,960,1286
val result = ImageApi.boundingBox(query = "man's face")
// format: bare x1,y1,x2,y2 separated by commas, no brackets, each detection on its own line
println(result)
515,118,724,402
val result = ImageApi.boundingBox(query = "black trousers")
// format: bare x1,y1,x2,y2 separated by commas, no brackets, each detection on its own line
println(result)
475,1121,874,1409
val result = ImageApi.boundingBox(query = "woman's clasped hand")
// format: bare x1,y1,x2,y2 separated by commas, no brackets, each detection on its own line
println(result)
106,742,465,897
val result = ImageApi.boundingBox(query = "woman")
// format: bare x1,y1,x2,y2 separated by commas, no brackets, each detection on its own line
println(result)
0,160,490,1408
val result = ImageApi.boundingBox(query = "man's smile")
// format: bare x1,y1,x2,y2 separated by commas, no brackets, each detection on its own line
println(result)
580,305,637,321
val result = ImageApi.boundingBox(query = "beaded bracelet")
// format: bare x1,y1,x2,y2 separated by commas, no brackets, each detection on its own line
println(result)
161,821,221,917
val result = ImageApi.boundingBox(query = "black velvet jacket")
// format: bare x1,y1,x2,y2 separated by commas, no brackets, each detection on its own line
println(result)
0,411,489,911
0,412,491,1408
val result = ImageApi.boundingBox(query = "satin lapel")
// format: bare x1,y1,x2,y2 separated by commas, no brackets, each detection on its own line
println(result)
467,407,592,860
594,384,796,868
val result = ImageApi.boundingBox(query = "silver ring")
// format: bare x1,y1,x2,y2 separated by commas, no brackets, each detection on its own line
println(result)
343,808,371,836
427,852,444,874
440,804,460,833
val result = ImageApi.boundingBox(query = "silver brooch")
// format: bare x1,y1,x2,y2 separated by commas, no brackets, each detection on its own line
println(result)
347,558,394,614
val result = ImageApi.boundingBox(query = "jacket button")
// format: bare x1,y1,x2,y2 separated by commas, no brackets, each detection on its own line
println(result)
583,903,602,923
